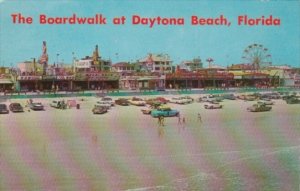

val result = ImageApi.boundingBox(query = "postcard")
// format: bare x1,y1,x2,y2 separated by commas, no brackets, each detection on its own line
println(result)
0,0,299,190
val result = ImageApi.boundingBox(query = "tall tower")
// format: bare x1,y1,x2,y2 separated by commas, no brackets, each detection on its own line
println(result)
39,41,48,75
92,45,101,70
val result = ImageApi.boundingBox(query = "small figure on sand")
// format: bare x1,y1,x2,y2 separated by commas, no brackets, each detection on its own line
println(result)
161,116,165,126
158,126,165,138
198,113,202,123
182,116,186,124
178,114,181,124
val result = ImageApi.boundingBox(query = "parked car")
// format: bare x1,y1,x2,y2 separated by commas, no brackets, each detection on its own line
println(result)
151,105,179,118
286,97,300,104
9,103,24,112
221,94,236,100
146,97,169,105
247,103,272,112
29,102,44,111
115,98,130,106
96,101,112,109
260,92,281,100
204,103,223,109
50,100,67,109
0,104,9,114
257,100,274,105
180,96,194,102
237,94,256,101
128,97,146,106
199,95,223,103
141,107,152,115
98,97,115,106
92,105,108,114
169,96,193,104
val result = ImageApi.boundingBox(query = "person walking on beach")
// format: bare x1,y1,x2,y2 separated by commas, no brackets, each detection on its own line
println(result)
181,116,186,130
178,114,181,124
158,116,162,126
182,116,186,124
161,116,165,126
198,113,202,123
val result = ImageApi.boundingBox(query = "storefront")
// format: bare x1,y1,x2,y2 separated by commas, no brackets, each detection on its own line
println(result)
166,71,234,89
74,72,119,90
17,75,42,91
120,74,165,90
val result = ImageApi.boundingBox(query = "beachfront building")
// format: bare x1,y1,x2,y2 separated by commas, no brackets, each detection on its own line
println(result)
0,67,15,92
166,68,234,89
138,54,172,74
119,72,166,90
111,62,136,73
179,58,203,71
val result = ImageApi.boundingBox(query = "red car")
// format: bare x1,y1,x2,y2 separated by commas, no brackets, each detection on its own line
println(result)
9,103,24,112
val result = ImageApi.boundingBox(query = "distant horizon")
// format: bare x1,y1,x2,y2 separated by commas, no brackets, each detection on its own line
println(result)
1,0,299,68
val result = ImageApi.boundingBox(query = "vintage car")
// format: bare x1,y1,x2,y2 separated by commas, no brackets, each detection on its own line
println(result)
29,102,44,111
128,97,146,106
9,103,24,112
169,96,193,104
98,97,115,106
221,94,236,100
0,104,9,114
92,105,108,114
151,105,179,118
247,103,272,112
96,101,112,109
146,97,169,105
50,100,67,109
237,94,256,101
260,92,281,100
204,103,223,109
115,98,130,106
199,95,223,103
180,96,194,102
257,100,274,105
286,97,300,104
141,107,152,115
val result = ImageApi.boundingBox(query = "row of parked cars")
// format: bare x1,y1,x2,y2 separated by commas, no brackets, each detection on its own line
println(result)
0,102,45,114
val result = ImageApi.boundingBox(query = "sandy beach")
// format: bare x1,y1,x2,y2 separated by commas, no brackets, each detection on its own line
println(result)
0,93,299,190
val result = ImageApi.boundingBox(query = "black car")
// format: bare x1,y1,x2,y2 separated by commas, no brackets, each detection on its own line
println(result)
9,103,24,112
0,104,9,114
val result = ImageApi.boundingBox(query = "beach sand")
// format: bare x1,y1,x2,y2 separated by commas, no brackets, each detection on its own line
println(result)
0,94,299,190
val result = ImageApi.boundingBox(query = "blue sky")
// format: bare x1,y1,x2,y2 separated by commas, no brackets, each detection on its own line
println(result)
0,0,299,67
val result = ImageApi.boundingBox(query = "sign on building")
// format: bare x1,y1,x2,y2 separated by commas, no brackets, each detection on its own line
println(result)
75,60,92,68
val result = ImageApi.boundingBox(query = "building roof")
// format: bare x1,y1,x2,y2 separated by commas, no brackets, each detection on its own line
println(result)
112,62,132,67
139,54,172,63
228,63,253,70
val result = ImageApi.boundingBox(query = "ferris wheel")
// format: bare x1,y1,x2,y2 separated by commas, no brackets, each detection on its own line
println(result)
242,44,272,70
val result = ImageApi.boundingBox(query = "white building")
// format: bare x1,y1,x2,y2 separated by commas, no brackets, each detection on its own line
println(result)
138,54,172,74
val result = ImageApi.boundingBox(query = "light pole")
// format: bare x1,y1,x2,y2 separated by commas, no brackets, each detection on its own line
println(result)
72,52,75,73
56,53,60,66
31,57,36,74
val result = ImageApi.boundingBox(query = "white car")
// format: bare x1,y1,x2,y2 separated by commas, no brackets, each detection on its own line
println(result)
204,103,223,109
99,97,115,106
128,97,146,106
50,100,67,109
169,97,192,104
96,102,112,109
